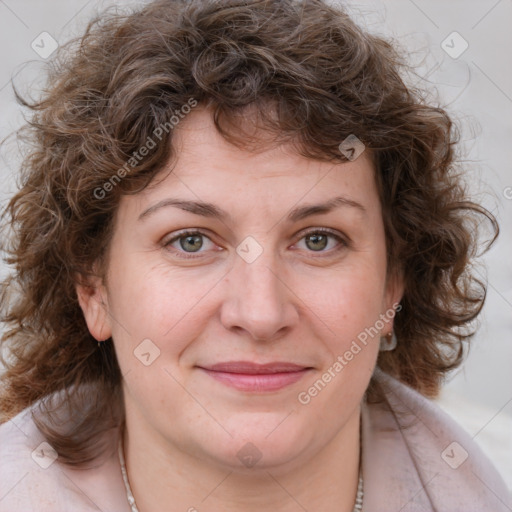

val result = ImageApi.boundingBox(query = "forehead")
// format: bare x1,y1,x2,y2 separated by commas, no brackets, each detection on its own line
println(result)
149,108,375,193
120,107,380,225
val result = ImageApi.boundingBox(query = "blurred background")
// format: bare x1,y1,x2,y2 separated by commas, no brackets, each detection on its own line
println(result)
1,0,511,489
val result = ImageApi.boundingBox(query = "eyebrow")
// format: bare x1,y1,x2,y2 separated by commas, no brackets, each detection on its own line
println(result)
138,195,366,223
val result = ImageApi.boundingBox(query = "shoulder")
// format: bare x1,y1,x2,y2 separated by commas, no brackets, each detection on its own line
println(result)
0,405,79,511
0,400,128,512
361,369,512,512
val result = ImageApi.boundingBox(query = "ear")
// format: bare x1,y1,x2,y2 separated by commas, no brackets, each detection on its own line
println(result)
75,272,112,342
382,268,405,335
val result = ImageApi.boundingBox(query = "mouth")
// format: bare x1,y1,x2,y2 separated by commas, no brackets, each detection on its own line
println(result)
197,361,313,392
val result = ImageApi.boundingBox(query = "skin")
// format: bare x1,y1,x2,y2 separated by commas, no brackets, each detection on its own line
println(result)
77,107,403,512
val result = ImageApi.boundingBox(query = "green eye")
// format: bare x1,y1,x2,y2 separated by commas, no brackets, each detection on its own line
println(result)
297,229,348,254
163,230,215,258
163,227,348,260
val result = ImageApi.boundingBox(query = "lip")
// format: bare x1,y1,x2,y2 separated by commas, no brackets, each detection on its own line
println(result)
197,361,312,392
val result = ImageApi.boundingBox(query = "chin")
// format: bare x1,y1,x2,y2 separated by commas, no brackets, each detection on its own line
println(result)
201,415,312,472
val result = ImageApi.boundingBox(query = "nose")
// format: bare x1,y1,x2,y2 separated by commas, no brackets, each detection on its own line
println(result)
220,251,299,342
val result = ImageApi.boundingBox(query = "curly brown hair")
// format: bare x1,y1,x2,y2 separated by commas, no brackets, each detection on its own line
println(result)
0,0,498,466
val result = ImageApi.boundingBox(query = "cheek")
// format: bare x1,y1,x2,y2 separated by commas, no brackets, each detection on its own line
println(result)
295,267,385,419
300,261,387,349
105,254,224,358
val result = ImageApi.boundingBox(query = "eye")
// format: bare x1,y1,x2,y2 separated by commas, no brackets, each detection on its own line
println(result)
294,228,348,254
162,227,349,260
162,230,218,259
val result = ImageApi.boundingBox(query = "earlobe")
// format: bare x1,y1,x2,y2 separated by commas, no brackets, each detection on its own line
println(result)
76,276,112,342
383,269,405,334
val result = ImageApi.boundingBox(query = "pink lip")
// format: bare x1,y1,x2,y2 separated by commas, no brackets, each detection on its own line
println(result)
198,361,312,392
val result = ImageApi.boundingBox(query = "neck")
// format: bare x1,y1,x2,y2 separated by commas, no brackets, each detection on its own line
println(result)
122,407,361,512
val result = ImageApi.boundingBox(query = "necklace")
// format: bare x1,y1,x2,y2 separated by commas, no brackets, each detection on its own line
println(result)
118,437,364,511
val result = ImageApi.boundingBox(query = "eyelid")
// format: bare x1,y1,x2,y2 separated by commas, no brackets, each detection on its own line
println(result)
162,229,219,259
296,226,348,241
162,227,350,259
292,227,349,252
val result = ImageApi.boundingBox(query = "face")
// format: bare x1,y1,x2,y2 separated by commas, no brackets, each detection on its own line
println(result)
78,107,402,473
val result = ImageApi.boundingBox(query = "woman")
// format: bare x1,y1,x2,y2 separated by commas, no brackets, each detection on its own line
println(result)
0,0,510,511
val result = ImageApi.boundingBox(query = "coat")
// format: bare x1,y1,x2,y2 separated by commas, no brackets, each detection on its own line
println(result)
1,369,510,511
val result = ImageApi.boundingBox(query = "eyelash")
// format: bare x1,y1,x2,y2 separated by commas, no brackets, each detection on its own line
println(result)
162,228,349,260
